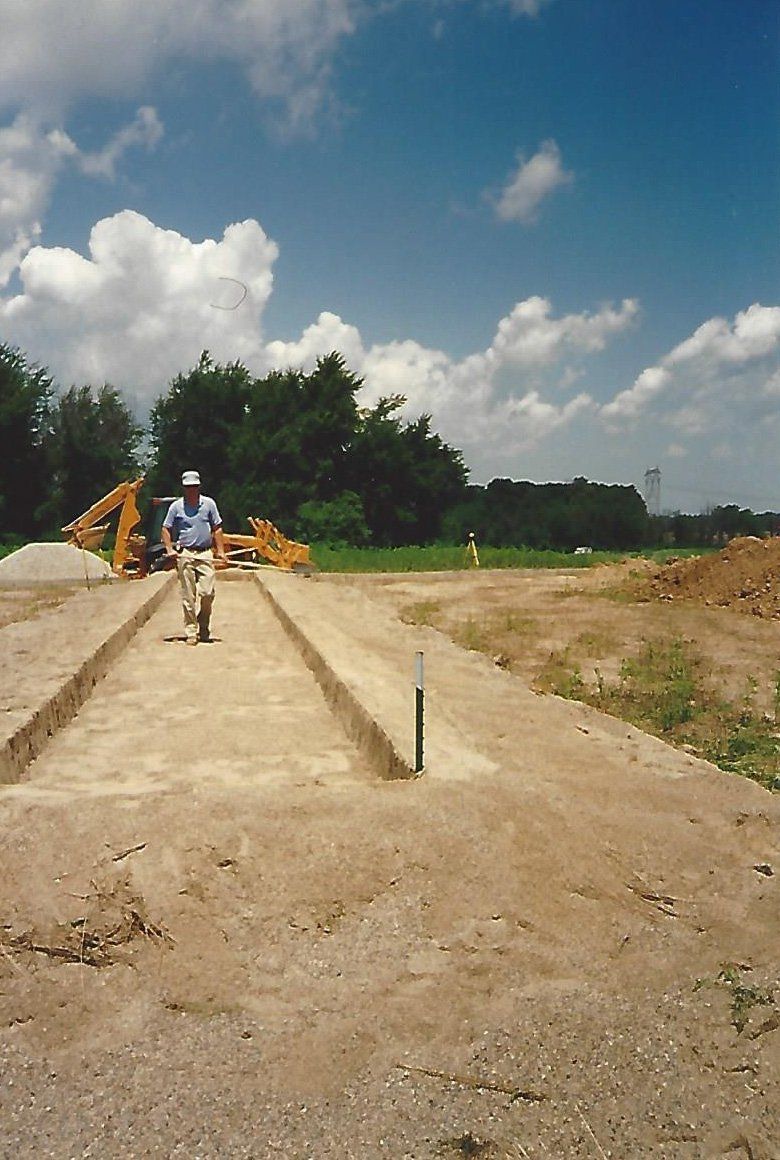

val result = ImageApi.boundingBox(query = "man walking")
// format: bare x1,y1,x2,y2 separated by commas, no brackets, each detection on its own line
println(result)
161,470,227,645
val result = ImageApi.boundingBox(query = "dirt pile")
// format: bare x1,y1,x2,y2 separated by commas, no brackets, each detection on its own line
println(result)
0,543,113,583
644,537,780,617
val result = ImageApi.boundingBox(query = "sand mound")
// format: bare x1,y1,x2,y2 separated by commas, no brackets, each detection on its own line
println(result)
645,536,780,617
0,543,114,584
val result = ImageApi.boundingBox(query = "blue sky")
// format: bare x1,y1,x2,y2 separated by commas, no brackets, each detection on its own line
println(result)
0,0,778,513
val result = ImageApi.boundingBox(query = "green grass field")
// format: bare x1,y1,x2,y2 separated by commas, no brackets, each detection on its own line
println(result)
0,538,706,572
309,543,704,573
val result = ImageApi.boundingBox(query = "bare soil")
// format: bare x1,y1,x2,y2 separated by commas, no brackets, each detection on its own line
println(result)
0,567,778,1159
0,582,83,631
353,560,780,710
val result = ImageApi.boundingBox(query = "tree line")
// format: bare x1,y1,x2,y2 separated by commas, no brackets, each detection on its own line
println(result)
0,343,466,547
648,507,780,547
443,476,650,551
2,339,776,550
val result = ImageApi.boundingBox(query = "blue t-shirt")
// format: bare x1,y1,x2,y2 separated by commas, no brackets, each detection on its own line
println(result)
163,495,222,550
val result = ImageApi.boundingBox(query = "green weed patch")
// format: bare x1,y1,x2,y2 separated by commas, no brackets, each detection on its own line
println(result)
399,599,441,627
540,636,780,792
694,964,776,1034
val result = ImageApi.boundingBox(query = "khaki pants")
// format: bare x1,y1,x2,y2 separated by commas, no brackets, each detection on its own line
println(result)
177,548,216,640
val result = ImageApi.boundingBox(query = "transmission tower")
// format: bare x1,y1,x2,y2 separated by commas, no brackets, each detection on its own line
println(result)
644,466,661,516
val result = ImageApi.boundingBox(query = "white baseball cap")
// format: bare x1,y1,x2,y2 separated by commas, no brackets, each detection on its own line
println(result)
181,470,201,486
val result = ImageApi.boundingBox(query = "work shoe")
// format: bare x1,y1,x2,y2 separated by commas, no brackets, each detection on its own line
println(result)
185,636,198,647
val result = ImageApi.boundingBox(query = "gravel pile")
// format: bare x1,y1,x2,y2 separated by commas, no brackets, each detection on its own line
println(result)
0,543,114,583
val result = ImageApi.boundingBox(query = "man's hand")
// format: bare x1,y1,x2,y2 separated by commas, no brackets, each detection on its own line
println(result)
150,552,178,572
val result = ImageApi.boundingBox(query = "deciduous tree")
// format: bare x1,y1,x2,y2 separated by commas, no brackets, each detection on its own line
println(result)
0,343,53,538
147,351,252,502
38,384,142,532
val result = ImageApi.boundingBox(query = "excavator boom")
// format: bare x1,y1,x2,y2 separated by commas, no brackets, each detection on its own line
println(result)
61,478,144,541
62,478,147,577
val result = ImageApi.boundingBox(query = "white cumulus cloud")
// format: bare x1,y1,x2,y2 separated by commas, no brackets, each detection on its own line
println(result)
0,110,164,285
0,1,356,283
0,115,77,285
494,140,573,223
78,107,164,181
486,296,638,367
263,285,634,460
601,304,780,430
0,211,278,405
266,311,365,374
666,304,780,367
0,0,357,123
0,210,636,473
601,365,671,422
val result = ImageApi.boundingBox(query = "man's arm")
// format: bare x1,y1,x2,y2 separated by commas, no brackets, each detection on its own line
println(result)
213,525,227,562
161,524,177,557
161,500,179,557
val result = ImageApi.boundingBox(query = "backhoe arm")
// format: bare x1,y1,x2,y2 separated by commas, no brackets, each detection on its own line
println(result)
62,478,147,577
62,479,144,542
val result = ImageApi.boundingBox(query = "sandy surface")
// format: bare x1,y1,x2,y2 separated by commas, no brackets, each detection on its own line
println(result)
0,570,778,1158
0,543,113,583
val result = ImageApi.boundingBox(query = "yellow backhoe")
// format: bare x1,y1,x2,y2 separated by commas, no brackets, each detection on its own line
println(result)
61,479,314,577
222,517,313,573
